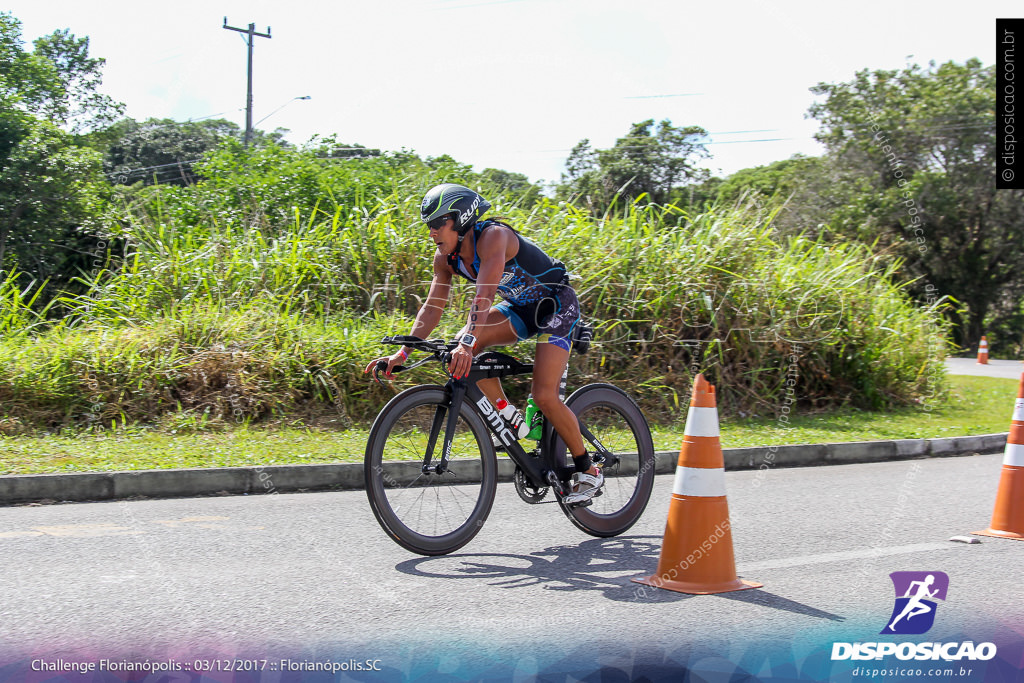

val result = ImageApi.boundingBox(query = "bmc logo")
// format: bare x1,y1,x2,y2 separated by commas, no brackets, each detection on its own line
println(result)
881,571,949,635
475,396,516,447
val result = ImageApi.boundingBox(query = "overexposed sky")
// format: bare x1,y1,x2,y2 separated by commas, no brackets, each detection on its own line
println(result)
5,0,1015,184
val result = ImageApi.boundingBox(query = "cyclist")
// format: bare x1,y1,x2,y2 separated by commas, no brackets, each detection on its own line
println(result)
364,183,602,505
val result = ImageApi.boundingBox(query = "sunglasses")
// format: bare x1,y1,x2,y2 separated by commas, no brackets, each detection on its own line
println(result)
426,215,451,231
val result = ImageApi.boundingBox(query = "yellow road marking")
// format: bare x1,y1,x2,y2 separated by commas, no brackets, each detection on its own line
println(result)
30,524,141,538
0,516,263,539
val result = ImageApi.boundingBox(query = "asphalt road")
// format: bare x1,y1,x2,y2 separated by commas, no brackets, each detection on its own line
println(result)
946,357,1024,380
1,452,1021,680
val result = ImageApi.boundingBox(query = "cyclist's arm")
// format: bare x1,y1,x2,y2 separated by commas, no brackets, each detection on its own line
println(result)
445,230,508,379
402,252,453,355
463,227,511,341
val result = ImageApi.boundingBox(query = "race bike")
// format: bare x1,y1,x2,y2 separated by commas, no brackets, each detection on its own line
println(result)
365,336,655,555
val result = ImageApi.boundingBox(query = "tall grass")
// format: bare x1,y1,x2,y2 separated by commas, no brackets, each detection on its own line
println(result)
0,270,50,336
521,198,951,415
0,151,950,432
0,307,415,433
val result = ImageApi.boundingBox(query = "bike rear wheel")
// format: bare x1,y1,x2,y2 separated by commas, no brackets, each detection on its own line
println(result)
555,383,655,537
364,385,497,556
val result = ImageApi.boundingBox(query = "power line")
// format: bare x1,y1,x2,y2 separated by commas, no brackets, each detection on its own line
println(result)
706,138,797,145
188,109,243,123
432,0,531,10
623,93,703,99
107,160,203,175
100,119,995,182
709,129,780,135
103,149,383,180
255,96,311,127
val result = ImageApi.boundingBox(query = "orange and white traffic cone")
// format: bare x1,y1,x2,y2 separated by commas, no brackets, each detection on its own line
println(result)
632,374,762,594
977,336,989,364
973,371,1024,540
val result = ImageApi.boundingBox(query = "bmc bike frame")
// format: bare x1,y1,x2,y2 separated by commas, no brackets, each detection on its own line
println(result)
425,379,570,492
424,374,617,492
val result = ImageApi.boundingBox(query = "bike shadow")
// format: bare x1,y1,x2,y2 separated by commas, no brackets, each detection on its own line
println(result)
395,536,844,620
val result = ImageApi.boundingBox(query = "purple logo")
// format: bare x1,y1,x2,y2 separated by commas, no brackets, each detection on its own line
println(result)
881,571,949,635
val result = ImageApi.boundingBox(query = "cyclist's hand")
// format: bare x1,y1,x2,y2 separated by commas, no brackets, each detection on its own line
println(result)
447,344,473,379
364,352,404,378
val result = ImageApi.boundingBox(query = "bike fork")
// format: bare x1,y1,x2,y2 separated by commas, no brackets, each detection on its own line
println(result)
422,382,468,476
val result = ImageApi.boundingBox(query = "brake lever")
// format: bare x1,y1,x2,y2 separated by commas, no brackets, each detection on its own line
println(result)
372,360,388,386
372,358,411,385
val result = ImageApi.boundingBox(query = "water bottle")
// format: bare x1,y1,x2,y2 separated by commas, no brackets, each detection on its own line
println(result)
496,399,530,439
523,396,543,441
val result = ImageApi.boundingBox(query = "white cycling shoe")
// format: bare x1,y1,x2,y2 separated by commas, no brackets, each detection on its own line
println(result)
562,468,604,506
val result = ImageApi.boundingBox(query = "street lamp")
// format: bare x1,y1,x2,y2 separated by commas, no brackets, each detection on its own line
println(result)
254,95,312,127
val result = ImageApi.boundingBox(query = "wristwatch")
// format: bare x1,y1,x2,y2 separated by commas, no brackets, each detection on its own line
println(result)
459,334,477,349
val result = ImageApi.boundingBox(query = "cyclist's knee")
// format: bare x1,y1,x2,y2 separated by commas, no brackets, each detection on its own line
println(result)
531,391,563,415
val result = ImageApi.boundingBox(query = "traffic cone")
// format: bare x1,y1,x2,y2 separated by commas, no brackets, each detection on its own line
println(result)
632,375,762,594
977,336,989,364
973,371,1024,540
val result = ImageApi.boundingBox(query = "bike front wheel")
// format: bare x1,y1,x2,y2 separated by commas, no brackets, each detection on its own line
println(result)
555,383,656,537
364,385,497,556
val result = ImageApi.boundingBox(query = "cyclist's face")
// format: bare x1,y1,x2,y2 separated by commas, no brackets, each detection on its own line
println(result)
429,217,456,252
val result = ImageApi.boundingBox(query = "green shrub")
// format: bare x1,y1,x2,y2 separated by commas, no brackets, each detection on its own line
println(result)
0,144,950,431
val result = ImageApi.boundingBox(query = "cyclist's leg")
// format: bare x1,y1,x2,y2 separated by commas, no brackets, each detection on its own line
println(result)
526,285,586,458
535,341,604,504
455,307,520,407
531,341,585,458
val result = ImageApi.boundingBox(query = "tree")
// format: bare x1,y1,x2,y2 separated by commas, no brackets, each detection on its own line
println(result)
478,168,542,207
85,117,299,186
97,118,240,185
0,13,123,132
558,119,710,212
308,135,380,160
0,117,105,288
713,155,846,233
808,59,1024,349
0,12,118,294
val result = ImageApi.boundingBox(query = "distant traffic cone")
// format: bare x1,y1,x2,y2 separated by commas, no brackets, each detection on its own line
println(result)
977,336,989,364
632,375,762,594
973,371,1024,540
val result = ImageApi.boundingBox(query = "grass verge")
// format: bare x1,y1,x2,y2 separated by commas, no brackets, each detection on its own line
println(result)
0,375,1015,476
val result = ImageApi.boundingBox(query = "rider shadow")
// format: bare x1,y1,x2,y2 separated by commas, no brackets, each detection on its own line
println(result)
395,535,670,603
396,536,844,620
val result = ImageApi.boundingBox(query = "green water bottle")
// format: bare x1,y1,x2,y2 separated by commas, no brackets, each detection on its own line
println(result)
524,396,543,441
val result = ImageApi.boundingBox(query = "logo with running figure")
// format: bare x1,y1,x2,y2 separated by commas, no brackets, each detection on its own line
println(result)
881,571,949,635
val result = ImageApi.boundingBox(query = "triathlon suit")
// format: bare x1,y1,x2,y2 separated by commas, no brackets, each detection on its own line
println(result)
447,220,581,351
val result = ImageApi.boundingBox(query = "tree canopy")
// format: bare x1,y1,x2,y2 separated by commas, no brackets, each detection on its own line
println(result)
0,13,114,293
559,119,709,212
3,6,1019,354
808,59,1024,348
0,13,123,132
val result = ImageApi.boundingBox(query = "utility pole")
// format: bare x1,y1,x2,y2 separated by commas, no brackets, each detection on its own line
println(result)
222,18,271,147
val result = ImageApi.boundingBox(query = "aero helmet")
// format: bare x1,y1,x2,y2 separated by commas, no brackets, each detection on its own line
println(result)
420,184,491,237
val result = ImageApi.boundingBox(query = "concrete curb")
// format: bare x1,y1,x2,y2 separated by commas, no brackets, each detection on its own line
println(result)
0,433,1008,506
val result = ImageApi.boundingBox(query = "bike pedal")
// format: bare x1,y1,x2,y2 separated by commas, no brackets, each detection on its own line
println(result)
568,498,593,509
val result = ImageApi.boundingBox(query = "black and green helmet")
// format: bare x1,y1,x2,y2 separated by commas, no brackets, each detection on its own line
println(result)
420,184,491,237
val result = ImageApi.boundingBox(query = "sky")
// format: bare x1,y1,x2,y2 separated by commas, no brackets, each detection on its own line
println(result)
4,0,1018,185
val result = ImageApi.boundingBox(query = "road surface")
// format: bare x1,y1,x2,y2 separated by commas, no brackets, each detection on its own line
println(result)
946,357,1023,380
1,452,1021,680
